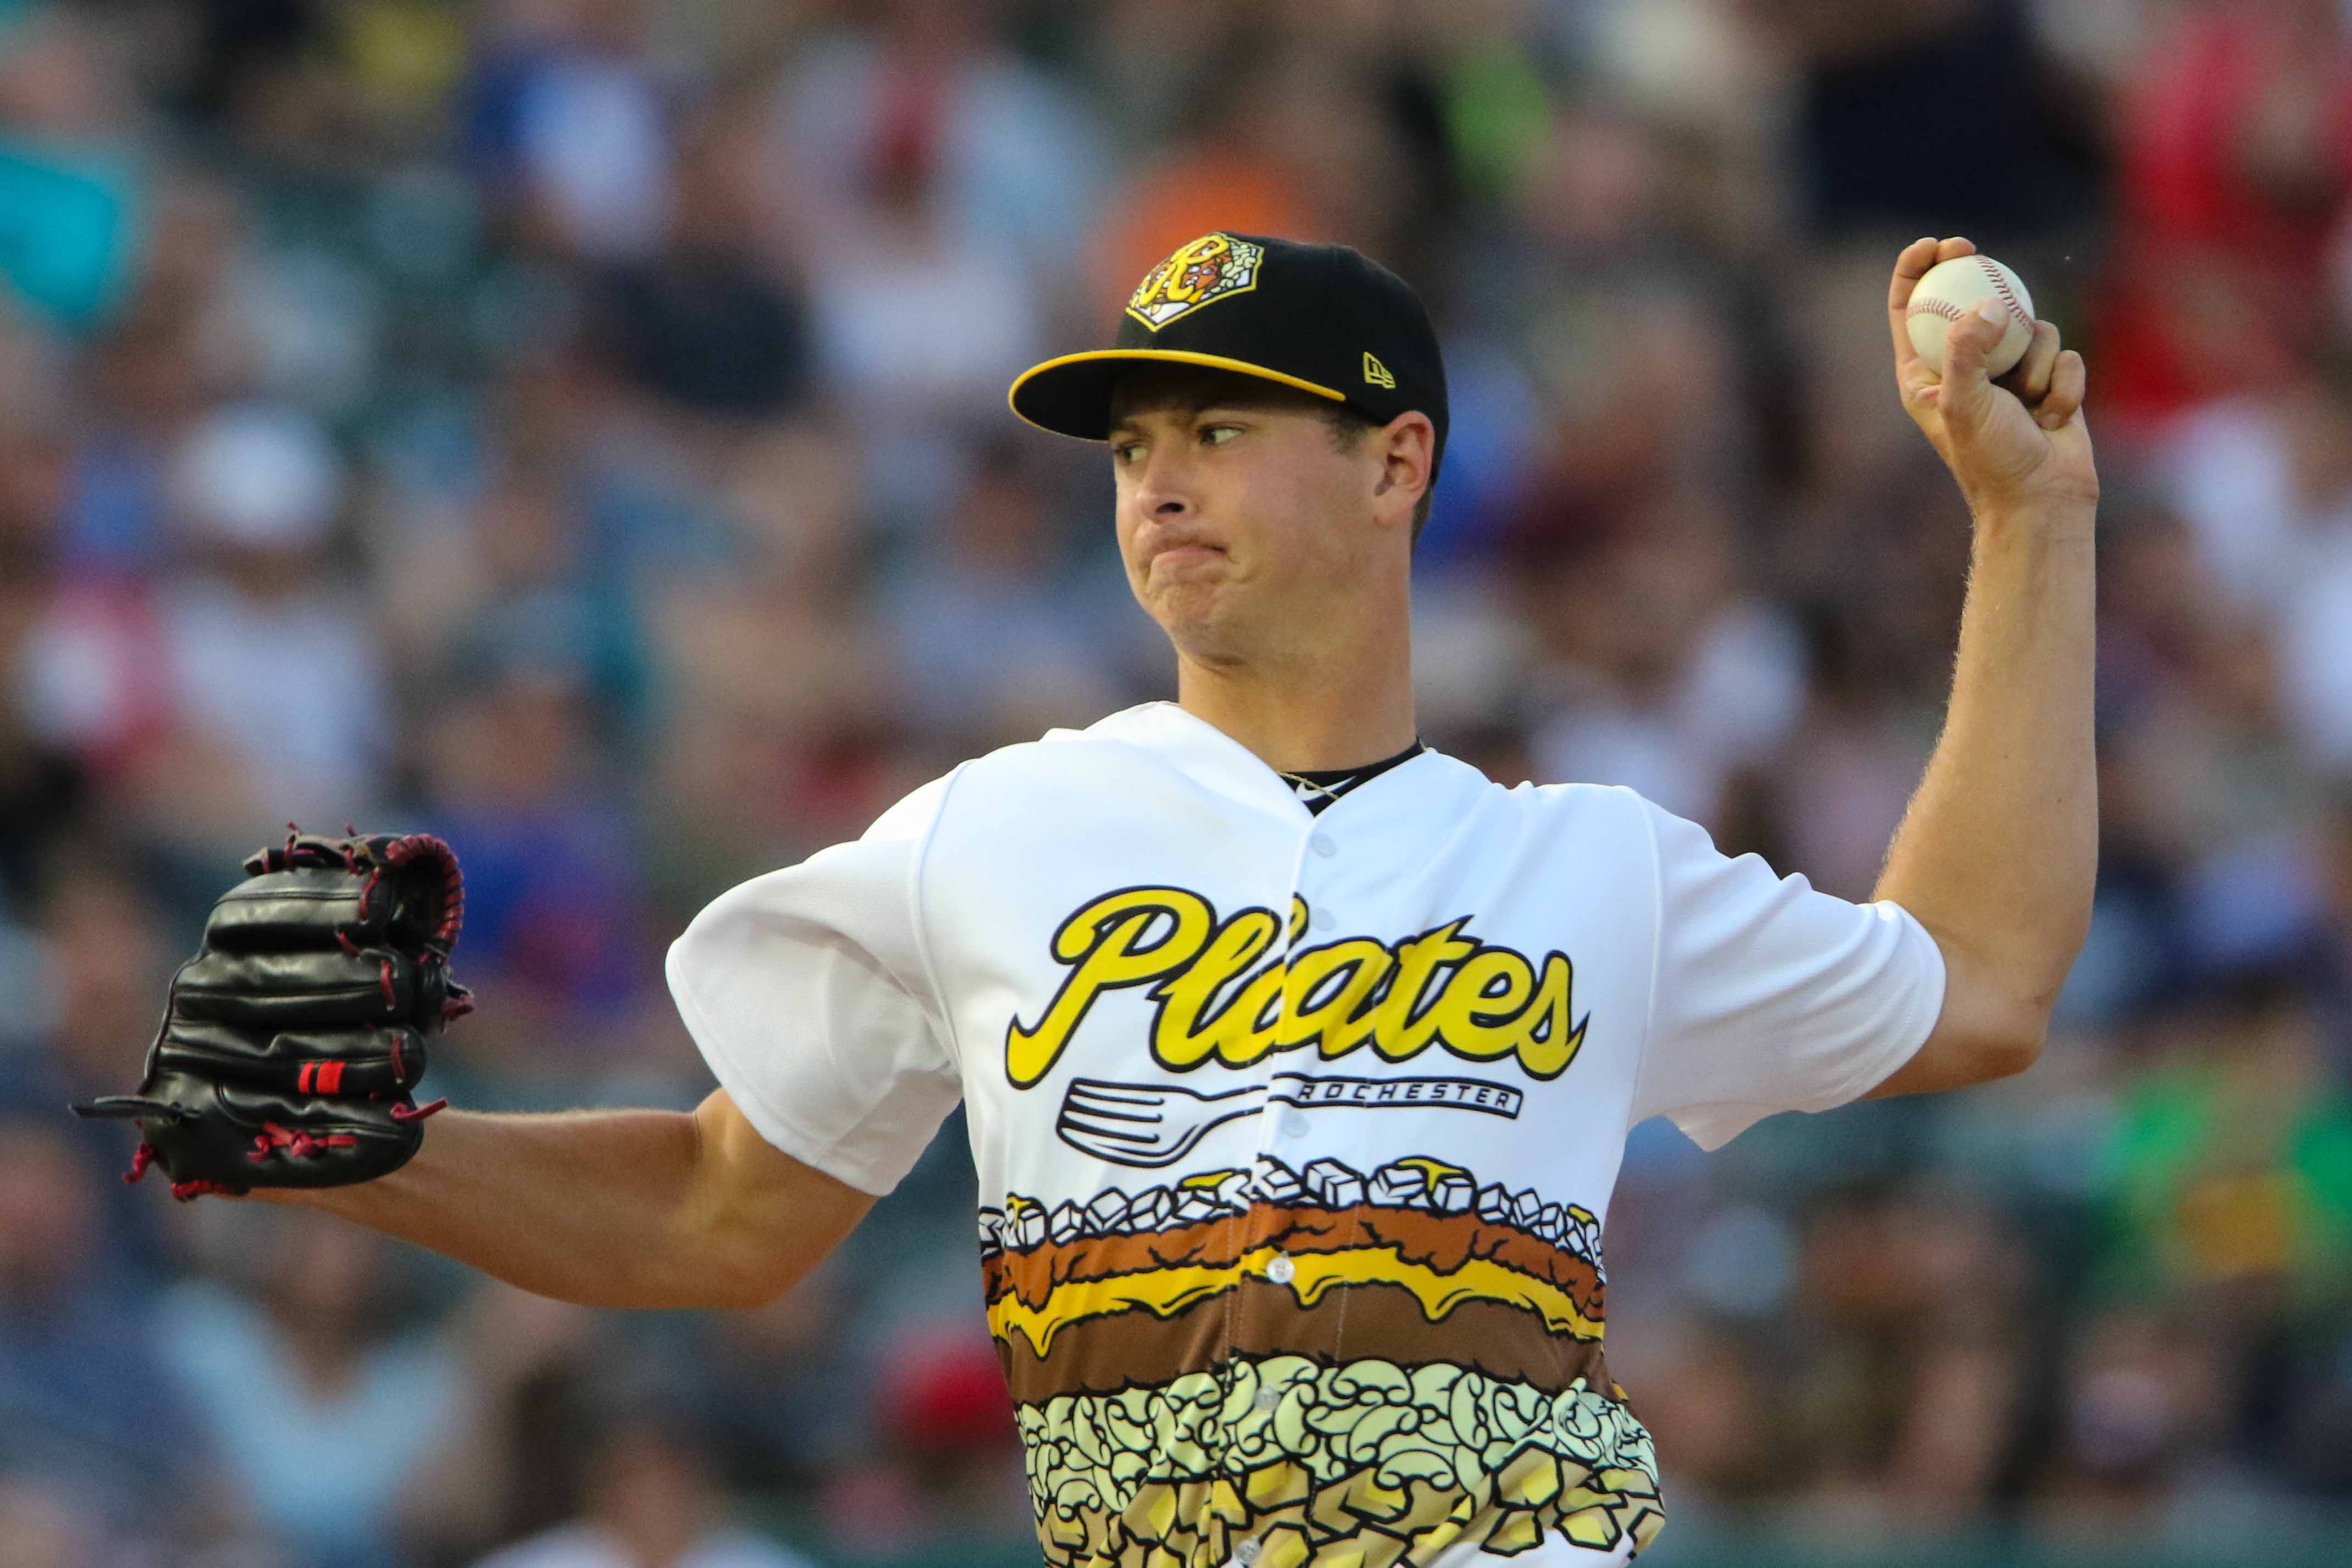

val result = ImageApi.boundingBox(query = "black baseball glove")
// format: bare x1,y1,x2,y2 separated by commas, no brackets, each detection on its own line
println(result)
74,831,470,1200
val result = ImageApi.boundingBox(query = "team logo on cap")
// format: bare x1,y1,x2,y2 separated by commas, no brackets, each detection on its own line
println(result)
1126,233,1265,330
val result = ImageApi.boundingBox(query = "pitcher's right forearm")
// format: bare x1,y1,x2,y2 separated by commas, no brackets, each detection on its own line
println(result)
267,1099,860,1310
268,1108,714,1305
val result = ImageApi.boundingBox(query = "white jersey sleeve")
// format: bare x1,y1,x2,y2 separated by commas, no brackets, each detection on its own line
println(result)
1628,793,1946,1150
664,776,964,1196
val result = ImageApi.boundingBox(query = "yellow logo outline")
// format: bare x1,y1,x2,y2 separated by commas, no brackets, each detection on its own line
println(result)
1127,234,1266,332
1363,352,1395,390
1004,887,1589,1089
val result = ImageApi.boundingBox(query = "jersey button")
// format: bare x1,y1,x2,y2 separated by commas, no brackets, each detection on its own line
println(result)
1309,833,1337,858
1253,1386,1281,1412
1267,1254,1297,1285
1280,1110,1311,1139
1231,1541,1264,1566
1308,907,1331,931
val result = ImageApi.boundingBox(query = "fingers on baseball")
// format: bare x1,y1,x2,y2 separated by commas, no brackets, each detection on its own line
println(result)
1888,236,1971,358
1999,319,2061,402
1942,301,2005,381
2039,349,2087,428
1893,234,1974,278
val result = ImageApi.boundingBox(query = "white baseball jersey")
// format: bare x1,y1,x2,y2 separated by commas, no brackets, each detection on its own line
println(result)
666,701,1945,1566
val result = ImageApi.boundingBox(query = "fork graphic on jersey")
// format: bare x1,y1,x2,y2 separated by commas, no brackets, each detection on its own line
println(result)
1055,1072,1525,1167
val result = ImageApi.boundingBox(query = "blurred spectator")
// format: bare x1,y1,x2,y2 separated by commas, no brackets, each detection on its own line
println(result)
769,0,1108,274
2155,351,2352,658
636,420,910,876
694,1267,872,1503
469,1368,820,1568
0,1120,203,1528
0,346,82,915
818,1327,1031,1557
24,402,390,853
376,454,640,718
0,1475,143,1568
465,0,677,263
587,86,811,424
2026,1302,2272,1549
1753,0,2103,243
2321,785,2352,1080
1780,1183,2031,1533
1600,1312,1777,1530
410,1283,606,1560
882,434,1120,747
0,859,183,1271
2100,979,2352,1297
2283,1276,2352,1493
418,611,654,1096
1754,607,1937,902
153,405,384,819
2100,0,2352,425
792,85,1049,528
1526,498,1806,831
154,1208,484,1568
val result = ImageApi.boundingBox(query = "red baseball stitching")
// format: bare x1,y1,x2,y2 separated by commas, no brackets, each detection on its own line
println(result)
1973,255,2030,329
1905,262,2031,333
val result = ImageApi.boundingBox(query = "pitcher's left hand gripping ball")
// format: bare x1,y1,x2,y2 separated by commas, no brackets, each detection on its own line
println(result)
75,832,470,1199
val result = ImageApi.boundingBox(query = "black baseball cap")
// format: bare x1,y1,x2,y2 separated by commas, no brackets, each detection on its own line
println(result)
1008,232,1448,481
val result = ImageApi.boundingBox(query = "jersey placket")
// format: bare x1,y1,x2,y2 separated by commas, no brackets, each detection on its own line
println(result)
1222,816,1361,1443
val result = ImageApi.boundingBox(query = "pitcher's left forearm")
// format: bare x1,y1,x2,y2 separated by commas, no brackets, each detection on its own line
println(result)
1873,498,2097,1025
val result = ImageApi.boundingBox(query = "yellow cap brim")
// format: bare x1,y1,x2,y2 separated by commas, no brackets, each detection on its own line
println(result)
1007,349,1347,441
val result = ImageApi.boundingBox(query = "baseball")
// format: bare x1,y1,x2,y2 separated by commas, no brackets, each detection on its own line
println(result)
1906,253,2036,378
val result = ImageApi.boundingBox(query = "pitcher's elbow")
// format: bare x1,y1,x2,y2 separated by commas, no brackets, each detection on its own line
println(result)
699,1272,786,1312
696,1233,814,1311
1973,980,2058,1083
1978,1024,2046,1084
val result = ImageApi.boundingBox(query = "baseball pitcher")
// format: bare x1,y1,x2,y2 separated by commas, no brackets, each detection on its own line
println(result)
80,233,2095,1565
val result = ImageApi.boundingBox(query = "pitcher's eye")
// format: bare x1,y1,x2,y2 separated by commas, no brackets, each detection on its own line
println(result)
1200,425,1240,446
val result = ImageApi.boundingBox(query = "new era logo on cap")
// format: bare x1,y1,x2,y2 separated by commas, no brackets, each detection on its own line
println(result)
1007,231,1450,482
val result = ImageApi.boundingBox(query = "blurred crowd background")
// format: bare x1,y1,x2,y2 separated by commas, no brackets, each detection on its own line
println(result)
2,1,2351,1565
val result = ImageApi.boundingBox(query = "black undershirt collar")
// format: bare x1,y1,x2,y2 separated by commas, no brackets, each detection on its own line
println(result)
1275,739,1426,815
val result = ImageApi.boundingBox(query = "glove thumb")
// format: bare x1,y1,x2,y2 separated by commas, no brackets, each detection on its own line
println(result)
1935,298,2006,440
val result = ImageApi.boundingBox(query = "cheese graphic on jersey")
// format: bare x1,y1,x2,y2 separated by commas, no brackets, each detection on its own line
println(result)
980,1152,1606,1384
987,1241,1605,1360
1004,888,1589,1088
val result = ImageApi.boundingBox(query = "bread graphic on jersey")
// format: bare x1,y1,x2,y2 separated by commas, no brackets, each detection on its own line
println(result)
982,1153,1605,1400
